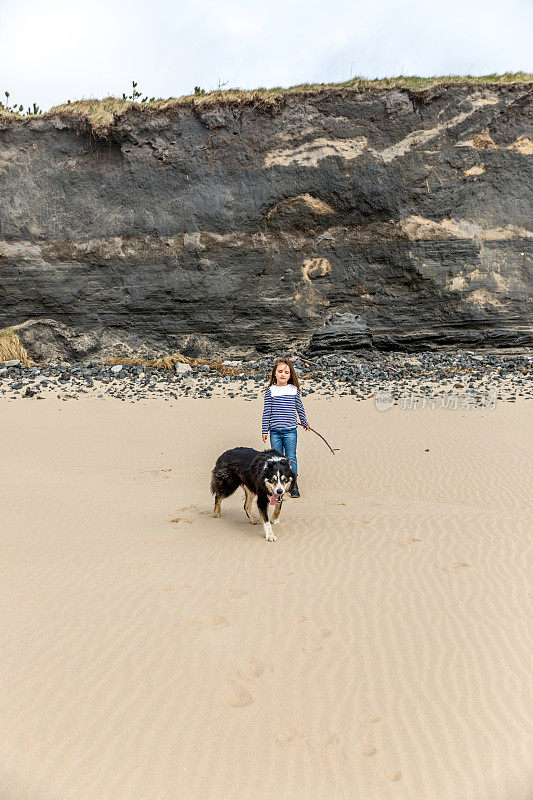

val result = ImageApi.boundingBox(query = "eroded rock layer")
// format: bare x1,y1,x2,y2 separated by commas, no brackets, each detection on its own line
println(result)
1,84,532,358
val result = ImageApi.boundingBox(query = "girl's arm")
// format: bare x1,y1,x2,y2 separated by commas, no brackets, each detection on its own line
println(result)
261,388,272,435
295,390,309,427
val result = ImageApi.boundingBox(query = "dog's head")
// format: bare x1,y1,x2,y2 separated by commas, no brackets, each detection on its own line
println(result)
262,456,296,502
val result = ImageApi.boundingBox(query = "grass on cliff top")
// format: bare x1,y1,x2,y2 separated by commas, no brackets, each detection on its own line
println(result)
1,72,531,136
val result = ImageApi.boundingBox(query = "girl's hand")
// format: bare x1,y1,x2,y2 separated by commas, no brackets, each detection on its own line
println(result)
262,434,268,442
304,425,311,431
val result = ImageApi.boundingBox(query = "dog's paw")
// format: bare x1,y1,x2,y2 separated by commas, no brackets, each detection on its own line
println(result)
272,518,280,525
248,515,260,525
263,523,277,542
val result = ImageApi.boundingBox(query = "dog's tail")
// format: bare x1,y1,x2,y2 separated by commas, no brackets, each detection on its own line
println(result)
209,470,218,496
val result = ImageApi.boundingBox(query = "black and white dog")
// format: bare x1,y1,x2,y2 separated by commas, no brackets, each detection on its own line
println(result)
210,447,296,542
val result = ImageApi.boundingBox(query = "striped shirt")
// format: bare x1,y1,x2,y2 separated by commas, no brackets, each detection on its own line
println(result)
262,384,308,435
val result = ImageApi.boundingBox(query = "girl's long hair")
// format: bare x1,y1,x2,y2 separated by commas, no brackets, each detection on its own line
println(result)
268,357,301,391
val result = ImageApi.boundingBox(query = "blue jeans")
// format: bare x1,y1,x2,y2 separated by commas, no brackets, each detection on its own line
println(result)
269,427,298,477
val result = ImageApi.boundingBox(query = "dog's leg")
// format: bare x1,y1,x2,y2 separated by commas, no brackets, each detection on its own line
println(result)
243,486,259,524
213,494,222,518
257,495,277,542
272,499,283,525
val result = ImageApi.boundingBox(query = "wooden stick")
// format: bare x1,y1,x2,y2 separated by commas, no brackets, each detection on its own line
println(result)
295,355,319,367
298,422,339,455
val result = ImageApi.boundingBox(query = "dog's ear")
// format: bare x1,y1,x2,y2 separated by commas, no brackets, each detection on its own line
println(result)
283,458,296,480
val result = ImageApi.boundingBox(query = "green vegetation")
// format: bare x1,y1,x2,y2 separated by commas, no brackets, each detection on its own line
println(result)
122,80,156,104
0,90,42,116
1,73,531,136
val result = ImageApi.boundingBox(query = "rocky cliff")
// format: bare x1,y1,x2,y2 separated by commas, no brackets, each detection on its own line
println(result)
0,82,532,360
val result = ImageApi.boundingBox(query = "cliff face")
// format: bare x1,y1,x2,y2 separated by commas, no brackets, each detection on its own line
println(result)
0,84,532,359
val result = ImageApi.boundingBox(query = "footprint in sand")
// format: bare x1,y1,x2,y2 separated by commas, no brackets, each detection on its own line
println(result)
156,584,176,594
302,628,332,653
381,770,402,782
360,745,377,757
136,468,173,482
302,642,323,654
236,656,273,680
434,561,474,572
228,681,254,708
276,729,339,750
314,732,339,748
182,618,202,629
296,614,308,623
399,537,422,546
246,657,270,678
362,714,381,724
153,537,179,543
211,615,229,629
276,727,302,745
302,732,340,752
229,590,248,599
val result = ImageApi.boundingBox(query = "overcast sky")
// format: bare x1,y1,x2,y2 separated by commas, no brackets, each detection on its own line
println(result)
1,0,531,112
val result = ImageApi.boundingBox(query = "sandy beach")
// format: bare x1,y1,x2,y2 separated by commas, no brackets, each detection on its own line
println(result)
0,393,531,800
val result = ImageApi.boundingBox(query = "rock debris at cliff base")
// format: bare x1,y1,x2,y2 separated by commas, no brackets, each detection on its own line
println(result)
1,351,531,407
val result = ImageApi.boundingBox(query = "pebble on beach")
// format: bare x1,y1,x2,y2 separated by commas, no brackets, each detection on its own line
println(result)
0,351,531,406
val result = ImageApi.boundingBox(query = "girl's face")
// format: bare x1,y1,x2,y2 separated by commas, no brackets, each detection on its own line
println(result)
275,363,291,385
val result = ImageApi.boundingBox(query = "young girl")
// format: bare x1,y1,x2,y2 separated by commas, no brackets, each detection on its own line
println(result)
261,357,310,498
